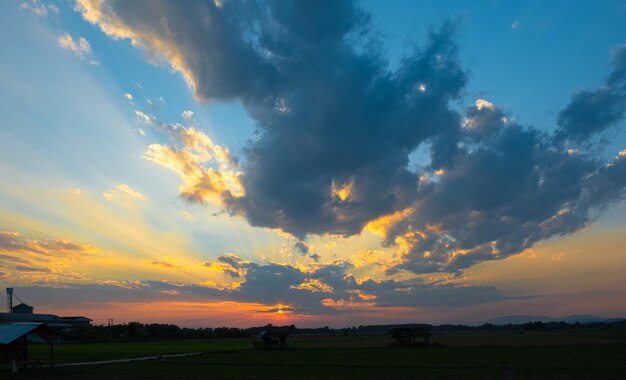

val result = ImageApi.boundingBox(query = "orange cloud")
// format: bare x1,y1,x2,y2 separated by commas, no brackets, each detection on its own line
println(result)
331,179,354,202
0,231,98,255
365,207,414,240
141,122,243,205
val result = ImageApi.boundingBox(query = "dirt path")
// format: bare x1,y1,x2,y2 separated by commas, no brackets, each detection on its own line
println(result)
53,351,203,367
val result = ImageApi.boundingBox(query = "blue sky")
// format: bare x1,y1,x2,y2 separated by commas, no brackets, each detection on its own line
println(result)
0,0,625,327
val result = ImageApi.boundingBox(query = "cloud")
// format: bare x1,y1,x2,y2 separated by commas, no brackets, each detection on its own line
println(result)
293,241,309,255
13,265,52,273
0,231,98,256
20,0,59,17
293,241,319,262
134,110,152,123
207,256,507,310
182,110,194,120
57,33,97,64
102,184,145,207
0,254,31,264
556,44,626,142
9,255,510,312
124,93,134,101
78,1,626,275
381,105,626,274
138,112,243,205
148,260,180,270
76,1,465,238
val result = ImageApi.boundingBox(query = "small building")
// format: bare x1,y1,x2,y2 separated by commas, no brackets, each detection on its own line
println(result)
12,303,34,314
0,323,60,363
1,289,91,329
256,329,290,349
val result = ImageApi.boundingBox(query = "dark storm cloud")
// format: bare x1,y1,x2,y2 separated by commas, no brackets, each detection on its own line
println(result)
358,278,507,308
556,44,626,142
227,18,467,237
79,1,626,275
79,0,466,238
385,111,626,274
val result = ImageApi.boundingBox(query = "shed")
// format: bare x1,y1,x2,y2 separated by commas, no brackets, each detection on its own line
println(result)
257,329,290,349
0,323,60,363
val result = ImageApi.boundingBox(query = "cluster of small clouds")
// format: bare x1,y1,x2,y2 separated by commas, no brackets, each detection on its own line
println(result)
19,1,98,64
200,252,509,312
76,0,626,279
0,231,98,282
20,0,58,18
9,253,513,313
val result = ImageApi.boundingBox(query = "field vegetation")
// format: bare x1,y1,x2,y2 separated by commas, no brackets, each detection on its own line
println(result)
7,329,626,379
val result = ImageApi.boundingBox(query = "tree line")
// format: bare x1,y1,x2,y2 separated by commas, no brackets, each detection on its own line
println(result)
58,319,626,343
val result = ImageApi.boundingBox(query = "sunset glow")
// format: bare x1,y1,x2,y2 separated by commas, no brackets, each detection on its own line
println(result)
1,0,625,328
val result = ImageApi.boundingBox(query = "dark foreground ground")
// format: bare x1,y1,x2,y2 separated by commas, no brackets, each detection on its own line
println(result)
8,330,626,379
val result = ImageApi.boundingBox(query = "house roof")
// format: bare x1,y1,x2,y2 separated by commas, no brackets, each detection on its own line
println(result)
0,323,60,344
0,312,90,327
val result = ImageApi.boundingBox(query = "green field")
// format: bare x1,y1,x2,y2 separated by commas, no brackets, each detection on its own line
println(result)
8,331,626,379
28,338,250,363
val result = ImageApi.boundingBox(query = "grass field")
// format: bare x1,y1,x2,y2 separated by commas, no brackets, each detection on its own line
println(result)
8,330,626,379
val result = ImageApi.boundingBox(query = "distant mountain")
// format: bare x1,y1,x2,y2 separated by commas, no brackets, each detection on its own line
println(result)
484,314,608,325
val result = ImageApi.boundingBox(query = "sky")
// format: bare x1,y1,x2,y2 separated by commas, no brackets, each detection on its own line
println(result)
0,0,625,328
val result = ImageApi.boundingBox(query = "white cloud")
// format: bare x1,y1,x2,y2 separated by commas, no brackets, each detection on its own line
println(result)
134,110,153,123
57,33,97,64
124,93,133,101
475,99,495,110
182,110,194,120
511,21,522,30
103,184,145,207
